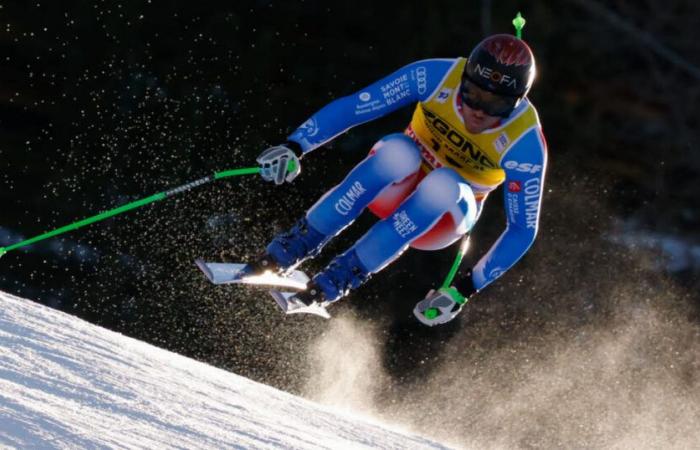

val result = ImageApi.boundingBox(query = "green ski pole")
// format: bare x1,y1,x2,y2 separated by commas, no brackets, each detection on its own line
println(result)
512,12,526,39
422,235,471,321
441,235,470,289
0,166,261,258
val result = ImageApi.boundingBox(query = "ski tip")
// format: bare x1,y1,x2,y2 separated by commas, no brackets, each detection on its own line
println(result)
194,258,215,282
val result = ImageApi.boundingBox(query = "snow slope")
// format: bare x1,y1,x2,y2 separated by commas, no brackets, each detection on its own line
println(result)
0,290,449,449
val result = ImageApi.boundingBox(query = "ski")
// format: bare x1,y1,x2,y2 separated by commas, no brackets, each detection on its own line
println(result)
269,290,331,319
194,259,309,290
196,259,329,318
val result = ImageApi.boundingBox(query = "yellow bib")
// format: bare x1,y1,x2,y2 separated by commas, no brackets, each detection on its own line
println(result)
407,58,540,196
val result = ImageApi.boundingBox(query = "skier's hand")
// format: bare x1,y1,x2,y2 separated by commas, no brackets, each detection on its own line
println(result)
413,287,468,326
257,141,303,185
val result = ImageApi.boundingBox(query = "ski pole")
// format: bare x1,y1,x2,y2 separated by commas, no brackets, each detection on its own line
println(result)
421,235,471,321
512,12,526,39
0,166,261,258
441,234,470,289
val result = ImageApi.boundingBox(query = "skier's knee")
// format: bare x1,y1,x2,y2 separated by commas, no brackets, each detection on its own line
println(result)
370,134,422,182
415,168,465,211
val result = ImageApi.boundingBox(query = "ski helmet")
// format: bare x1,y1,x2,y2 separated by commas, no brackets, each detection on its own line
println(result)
463,34,536,98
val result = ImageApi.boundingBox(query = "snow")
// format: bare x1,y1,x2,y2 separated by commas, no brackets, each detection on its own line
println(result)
0,290,449,449
608,229,700,273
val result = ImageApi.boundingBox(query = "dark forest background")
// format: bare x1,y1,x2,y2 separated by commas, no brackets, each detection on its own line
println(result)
1,1,699,447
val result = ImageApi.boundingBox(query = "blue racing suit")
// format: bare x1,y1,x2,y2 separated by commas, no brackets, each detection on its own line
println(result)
285,58,547,294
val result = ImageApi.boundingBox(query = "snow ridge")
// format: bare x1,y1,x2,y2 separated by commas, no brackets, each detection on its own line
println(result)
0,290,449,449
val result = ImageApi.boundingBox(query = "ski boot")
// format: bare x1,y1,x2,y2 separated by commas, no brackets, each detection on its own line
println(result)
270,251,369,317
298,249,371,305
220,216,328,279
218,245,279,275
266,216,329,270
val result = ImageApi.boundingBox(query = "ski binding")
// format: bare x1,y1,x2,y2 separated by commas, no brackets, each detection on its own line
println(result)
269,290,331,319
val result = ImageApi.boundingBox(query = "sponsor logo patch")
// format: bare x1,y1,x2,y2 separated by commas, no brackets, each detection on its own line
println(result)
422,107,497,172
334,182,367,216
473,63,517,89
435,88,452,103
523,178,541,229
508,181,522,192
393,210,418,238
381,74,411,106
494,132,510,154
416,66,427,95
489,266,505,279
299,118,319,137
504,160,543,174
505,193,519,224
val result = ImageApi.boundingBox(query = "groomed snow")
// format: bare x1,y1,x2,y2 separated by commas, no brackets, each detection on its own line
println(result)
0,290,449,449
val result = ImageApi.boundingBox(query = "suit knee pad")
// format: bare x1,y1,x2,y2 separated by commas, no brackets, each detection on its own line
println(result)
414,168,467,212
370,133,422,183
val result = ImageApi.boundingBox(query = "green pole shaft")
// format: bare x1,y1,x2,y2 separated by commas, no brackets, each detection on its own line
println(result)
422,236,471,320
0,166,260,258
441,235,470,289
214,167,261,179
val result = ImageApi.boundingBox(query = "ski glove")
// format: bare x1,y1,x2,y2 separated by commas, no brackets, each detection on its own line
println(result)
414,287,467,326
257,141,303,185
414,274,477,326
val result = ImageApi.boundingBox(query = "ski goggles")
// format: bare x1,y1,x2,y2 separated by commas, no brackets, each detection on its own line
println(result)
459,77,520,118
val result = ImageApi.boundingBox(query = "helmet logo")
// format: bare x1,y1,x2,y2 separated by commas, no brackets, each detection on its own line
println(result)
473,63,517,88
483,38,531,66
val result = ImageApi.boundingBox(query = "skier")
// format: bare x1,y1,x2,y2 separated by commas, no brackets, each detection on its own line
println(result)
229,34,547,326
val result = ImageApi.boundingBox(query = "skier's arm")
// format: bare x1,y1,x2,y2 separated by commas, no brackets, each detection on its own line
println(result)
287,59,455,153
414,128,547,327
258,59,453,185
469,126,548,291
